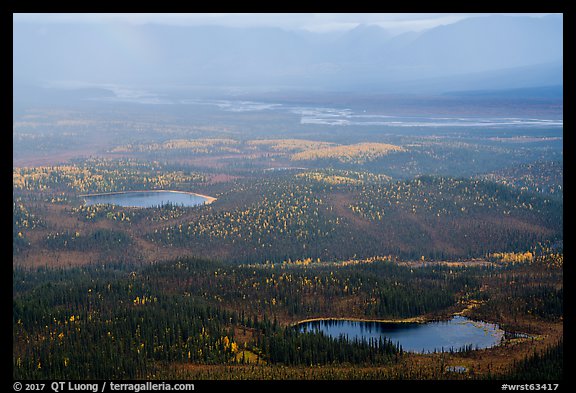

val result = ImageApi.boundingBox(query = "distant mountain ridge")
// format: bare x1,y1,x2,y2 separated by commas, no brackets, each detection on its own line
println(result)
13,14,563,94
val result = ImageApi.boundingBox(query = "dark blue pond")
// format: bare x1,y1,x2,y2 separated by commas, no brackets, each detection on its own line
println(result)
82,190,212,208
297,316,504,353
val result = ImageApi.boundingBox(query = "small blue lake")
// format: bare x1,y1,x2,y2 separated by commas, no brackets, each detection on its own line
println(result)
297,316,504,353
81,190,213,208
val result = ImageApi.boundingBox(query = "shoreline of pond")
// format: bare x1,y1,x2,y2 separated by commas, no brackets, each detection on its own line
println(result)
289,298,490,328
78,189,217,204
290,316,428,327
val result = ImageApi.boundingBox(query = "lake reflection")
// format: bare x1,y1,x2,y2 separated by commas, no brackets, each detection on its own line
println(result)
82,190,212,208
298,316,504,353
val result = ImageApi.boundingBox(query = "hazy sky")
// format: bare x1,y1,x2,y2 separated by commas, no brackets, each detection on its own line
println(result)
13,13,557,34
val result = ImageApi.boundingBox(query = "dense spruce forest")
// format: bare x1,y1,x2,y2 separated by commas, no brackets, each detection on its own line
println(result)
14,252,562,380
